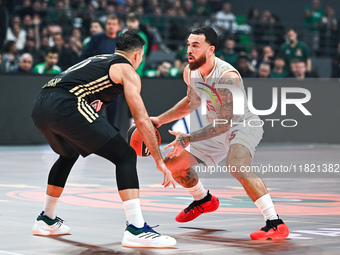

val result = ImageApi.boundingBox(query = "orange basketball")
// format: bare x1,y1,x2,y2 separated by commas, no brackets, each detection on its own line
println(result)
126,124,161,157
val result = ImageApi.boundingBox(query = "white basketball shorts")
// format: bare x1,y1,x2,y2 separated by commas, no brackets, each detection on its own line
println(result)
185,120,264,167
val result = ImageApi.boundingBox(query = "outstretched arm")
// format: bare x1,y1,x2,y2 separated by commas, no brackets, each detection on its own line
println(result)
165,71,241,158
111,64,175,188
152,66,201,127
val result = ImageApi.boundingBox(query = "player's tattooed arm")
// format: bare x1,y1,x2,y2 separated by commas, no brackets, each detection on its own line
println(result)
163,129,190,159
189,97,231,142
177,134,190,148
187,84,201,112
189,72,241,142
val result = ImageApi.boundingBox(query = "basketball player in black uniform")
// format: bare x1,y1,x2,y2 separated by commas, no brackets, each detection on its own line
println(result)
31,31,176,247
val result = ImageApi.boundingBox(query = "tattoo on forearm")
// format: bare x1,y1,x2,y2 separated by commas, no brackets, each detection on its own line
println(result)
219,77,235,85
177,135,190,148
191,121,230,142
188,85,201,103
189,77,236,142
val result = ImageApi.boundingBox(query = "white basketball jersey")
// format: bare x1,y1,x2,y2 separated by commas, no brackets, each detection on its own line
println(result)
189,57,257,125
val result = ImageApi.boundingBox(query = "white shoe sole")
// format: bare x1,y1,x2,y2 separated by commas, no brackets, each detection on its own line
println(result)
122,231,176,248
32,221,70,236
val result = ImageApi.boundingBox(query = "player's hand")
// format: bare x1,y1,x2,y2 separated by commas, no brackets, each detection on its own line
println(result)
164,130,190,159
150,117,161,128
156,163,176,188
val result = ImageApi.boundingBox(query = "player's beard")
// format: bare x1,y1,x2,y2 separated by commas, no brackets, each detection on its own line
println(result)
188,54,206,70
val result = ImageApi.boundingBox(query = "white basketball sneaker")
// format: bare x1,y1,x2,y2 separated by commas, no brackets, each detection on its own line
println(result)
121,222,176,248
32,211,70,236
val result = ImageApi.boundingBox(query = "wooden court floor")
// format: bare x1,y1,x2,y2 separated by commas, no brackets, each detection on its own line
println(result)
0,144,339,255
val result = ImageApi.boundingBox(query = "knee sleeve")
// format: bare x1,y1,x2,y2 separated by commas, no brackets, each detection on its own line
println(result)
48,154,79,187
95,135,139,191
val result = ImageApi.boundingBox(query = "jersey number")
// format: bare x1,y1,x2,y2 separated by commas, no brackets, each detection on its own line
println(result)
228,130,237,141
206,100,216,112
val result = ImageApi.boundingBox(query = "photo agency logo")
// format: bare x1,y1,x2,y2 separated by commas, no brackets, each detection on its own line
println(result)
198,82,312,128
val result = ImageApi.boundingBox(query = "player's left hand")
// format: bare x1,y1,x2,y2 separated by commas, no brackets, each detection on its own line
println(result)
164,130,190,159
156,162,176,188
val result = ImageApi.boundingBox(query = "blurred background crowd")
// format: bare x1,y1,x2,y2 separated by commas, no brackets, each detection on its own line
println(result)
1,0,340,79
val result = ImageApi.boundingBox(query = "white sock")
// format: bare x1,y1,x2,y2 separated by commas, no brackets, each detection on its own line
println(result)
255,193,278,221
186,180,208,201
43,194,59,219
123,198,145,228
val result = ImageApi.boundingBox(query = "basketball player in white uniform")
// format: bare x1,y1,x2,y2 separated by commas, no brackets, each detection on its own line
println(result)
151,27,289,240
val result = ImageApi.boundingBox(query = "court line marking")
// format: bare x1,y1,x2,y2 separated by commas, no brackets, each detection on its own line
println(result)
0,251,26,255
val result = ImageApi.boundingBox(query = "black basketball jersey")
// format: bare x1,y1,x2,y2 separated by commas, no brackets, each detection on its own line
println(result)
42,54,132,109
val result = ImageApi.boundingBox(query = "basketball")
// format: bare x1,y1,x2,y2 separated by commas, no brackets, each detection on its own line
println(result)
127,124,161,157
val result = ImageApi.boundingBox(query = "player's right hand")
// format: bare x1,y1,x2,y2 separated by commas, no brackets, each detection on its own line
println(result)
157,163,176,188
150,117,161,128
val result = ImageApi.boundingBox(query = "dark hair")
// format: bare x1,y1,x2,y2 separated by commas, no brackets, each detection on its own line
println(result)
106,14,119,22
286,27,296,33
1,40,16,53
127,12,139,21
226,36,235,42
238,52,249,61
116,30,145,52
275,54,286,61
158,60,171,66
290,58,305,64
190,27,218,49
46,47,59,56
91,20,103,29
53,32,63,38
259,62,271,68
26,36,36,42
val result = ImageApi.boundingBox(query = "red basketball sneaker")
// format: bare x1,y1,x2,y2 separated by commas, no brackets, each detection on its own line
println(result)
175,191,219,223
250,217,289,240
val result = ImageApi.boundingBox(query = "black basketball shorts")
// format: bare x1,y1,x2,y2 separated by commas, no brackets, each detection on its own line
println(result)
31,88,119,157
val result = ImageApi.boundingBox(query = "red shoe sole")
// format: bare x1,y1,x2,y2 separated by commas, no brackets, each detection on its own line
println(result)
250,223,289,240
175,196,219,223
